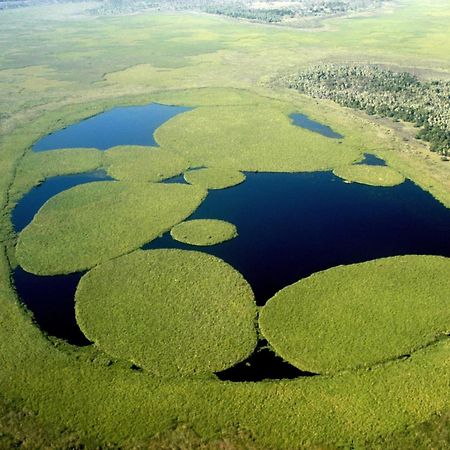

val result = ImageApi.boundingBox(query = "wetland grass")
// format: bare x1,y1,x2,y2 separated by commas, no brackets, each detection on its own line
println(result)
259,255,450,374
16,182,206,275
75,249,257,377
104,145,189,182
170,219,238,246
333,164,406,187
184,167,246,190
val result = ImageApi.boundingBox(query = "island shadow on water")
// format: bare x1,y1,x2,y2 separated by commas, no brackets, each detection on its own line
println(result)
12,106,450,381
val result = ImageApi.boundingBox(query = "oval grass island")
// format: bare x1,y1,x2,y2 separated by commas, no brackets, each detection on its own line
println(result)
104,145,189,182
184,167,246,190
170,219,238,246
75,249,258,377
259,255,450,374
333,164,405,187
16,181,206,275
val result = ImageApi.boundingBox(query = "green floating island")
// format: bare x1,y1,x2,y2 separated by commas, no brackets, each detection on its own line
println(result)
170,219,237,246
156,105,362,172
75,249,257,377
104,145,189,182
333,164,405,187
16,181,206,275
259,255,450,375
184,167,246,190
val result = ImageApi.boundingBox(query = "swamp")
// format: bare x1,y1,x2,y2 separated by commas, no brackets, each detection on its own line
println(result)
0,0,449,448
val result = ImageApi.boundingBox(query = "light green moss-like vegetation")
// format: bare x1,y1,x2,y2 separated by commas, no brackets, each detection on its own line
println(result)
170,219,237,246
259,255,450,375
75,249,257,377
184,167,246,190
104,145,189,182
156,105,363,172
148,87,267,107
333,164,406,187
9,148,104,206
16,182,206,275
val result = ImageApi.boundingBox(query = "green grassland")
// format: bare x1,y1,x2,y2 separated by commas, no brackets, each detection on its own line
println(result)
259,255,450,374
75,249,257,377
0,0,450,447
104,145,189,182
156,104,362,172
9,148,104,204
184,167,246,189
171,219,238,246
333,164,406,187
16,181,206,274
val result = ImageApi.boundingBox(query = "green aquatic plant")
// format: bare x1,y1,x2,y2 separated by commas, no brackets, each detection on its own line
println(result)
156,105,363,172
259,255,450,374
75,249,257,377
333,164,405,187
184,167,246,189
16,181,206,275
9,148,104,205
104,145,189,182
170,219,237,245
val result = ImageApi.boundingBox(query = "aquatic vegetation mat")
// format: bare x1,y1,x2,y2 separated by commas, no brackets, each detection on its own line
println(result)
9,148,104,205
75,249,257,376
333,164,405,187
16,181,206,275
171,219,237,246
184,167,246,190
104,145,189,182
259,255,450,374
155,105,363,172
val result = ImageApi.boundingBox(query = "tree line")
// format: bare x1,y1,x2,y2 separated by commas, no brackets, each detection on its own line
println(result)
90,0,388,23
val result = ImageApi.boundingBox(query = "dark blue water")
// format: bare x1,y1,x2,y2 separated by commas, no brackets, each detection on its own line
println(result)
32,103,192,152
12,171,113,232
290,113,344,139
358,153,386,166
13,268,88,346
145,172,450,304
216,339,316,381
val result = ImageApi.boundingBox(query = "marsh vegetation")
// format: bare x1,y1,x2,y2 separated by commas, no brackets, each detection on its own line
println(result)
170,219,238,246
1,0,450,448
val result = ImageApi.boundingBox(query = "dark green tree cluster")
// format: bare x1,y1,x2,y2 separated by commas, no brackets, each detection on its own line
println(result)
203,5,294,23
275,64,450,156
89,0,387,23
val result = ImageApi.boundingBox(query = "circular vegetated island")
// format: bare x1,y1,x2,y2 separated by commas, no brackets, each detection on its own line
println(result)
16,181,206,275
104,145,189,182
184,167,245,190
333,164,405,187
170,219,237,246
75,249,257,377
259,255,450,375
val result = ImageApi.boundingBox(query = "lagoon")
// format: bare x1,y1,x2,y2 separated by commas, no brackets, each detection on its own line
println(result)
13,170,450,354
32,103,191,151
